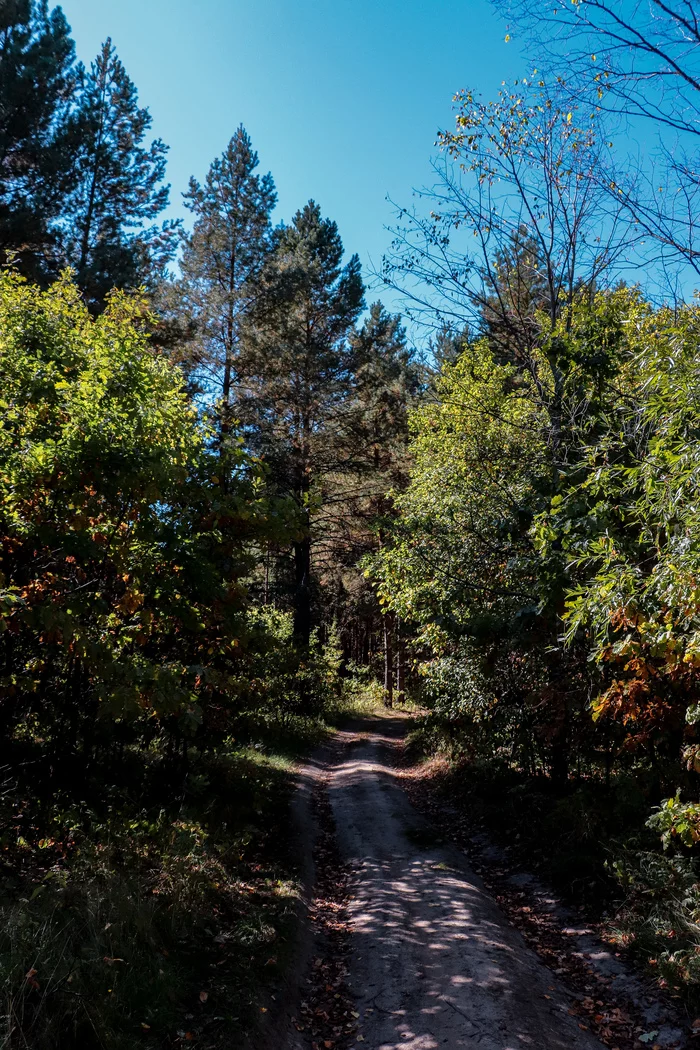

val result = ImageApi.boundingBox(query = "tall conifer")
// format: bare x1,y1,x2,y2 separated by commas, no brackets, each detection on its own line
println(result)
242,202,365,651
0,0,76,279
59,39,175,310
174,127,277,432
346,304,419,703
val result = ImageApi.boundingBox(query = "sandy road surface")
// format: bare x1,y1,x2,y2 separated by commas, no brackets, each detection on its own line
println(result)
320,713,606,1050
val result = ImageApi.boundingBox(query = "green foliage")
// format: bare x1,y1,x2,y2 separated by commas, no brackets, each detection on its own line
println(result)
0,737,302,1049
544,297,700,749
173,125,277,407
419,643,492,730
0,270,274,751
243,609,344,720
609,848,700,1005
59,39,176,309
238,200,367,653
372,339,546,639
378,277,700,1007
648,793,700,850
370,336,583,774
0,14,175,299
0,0,76,280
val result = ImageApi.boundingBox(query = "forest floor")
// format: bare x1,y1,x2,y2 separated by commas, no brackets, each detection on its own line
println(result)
281,711,689,1050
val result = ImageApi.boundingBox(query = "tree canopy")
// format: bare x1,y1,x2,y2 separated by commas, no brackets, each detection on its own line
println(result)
6,0,700,1040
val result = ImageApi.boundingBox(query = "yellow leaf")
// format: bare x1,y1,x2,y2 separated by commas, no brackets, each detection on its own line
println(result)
505,33,511,41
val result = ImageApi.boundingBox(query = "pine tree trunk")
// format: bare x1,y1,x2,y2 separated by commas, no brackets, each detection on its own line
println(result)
293,529,312,712
383,612,394,708
550,740,569,786
79,45,109,279
293,515,312,651
396,622,406,704
220,245,236,455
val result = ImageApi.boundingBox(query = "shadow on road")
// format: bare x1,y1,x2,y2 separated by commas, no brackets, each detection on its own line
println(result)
309,715,605,1050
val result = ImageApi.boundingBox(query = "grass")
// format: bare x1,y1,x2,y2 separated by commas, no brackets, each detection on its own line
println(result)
0,727,309,1048
0,679,384,1050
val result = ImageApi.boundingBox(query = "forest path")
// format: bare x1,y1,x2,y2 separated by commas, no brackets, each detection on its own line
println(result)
315,712,606,1050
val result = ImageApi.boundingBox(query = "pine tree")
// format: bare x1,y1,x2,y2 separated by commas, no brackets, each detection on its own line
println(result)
346,303,419,703
173,127,277,431
241,201,365,652
0,0,76,279
480,225,551,365
430,323,469,372
352,303,417,484
315,303,417,606
59,39,176,310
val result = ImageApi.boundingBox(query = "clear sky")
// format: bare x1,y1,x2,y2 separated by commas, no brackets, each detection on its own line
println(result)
58,0,525,296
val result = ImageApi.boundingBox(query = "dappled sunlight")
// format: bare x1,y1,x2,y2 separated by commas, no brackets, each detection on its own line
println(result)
324,717,603,1050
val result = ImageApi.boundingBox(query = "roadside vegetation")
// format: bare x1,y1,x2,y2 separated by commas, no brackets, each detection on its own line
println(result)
5,0,700,1042
370,5,700,1012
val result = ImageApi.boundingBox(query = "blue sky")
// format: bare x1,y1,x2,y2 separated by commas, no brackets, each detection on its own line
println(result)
58,0,525,287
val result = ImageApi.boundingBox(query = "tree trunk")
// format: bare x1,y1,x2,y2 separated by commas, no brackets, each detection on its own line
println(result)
293,529,312,712
396,622,406,705
383,612,394,708
549,732,569,786
79,46,109,279
293,533,312,649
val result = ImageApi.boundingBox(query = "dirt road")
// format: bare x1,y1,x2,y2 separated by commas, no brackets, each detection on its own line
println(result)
313,713,607,1050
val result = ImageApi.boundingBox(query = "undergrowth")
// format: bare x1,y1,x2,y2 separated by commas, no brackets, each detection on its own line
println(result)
0,669,380,1050
0,735,302,1049
406,715,700,1013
